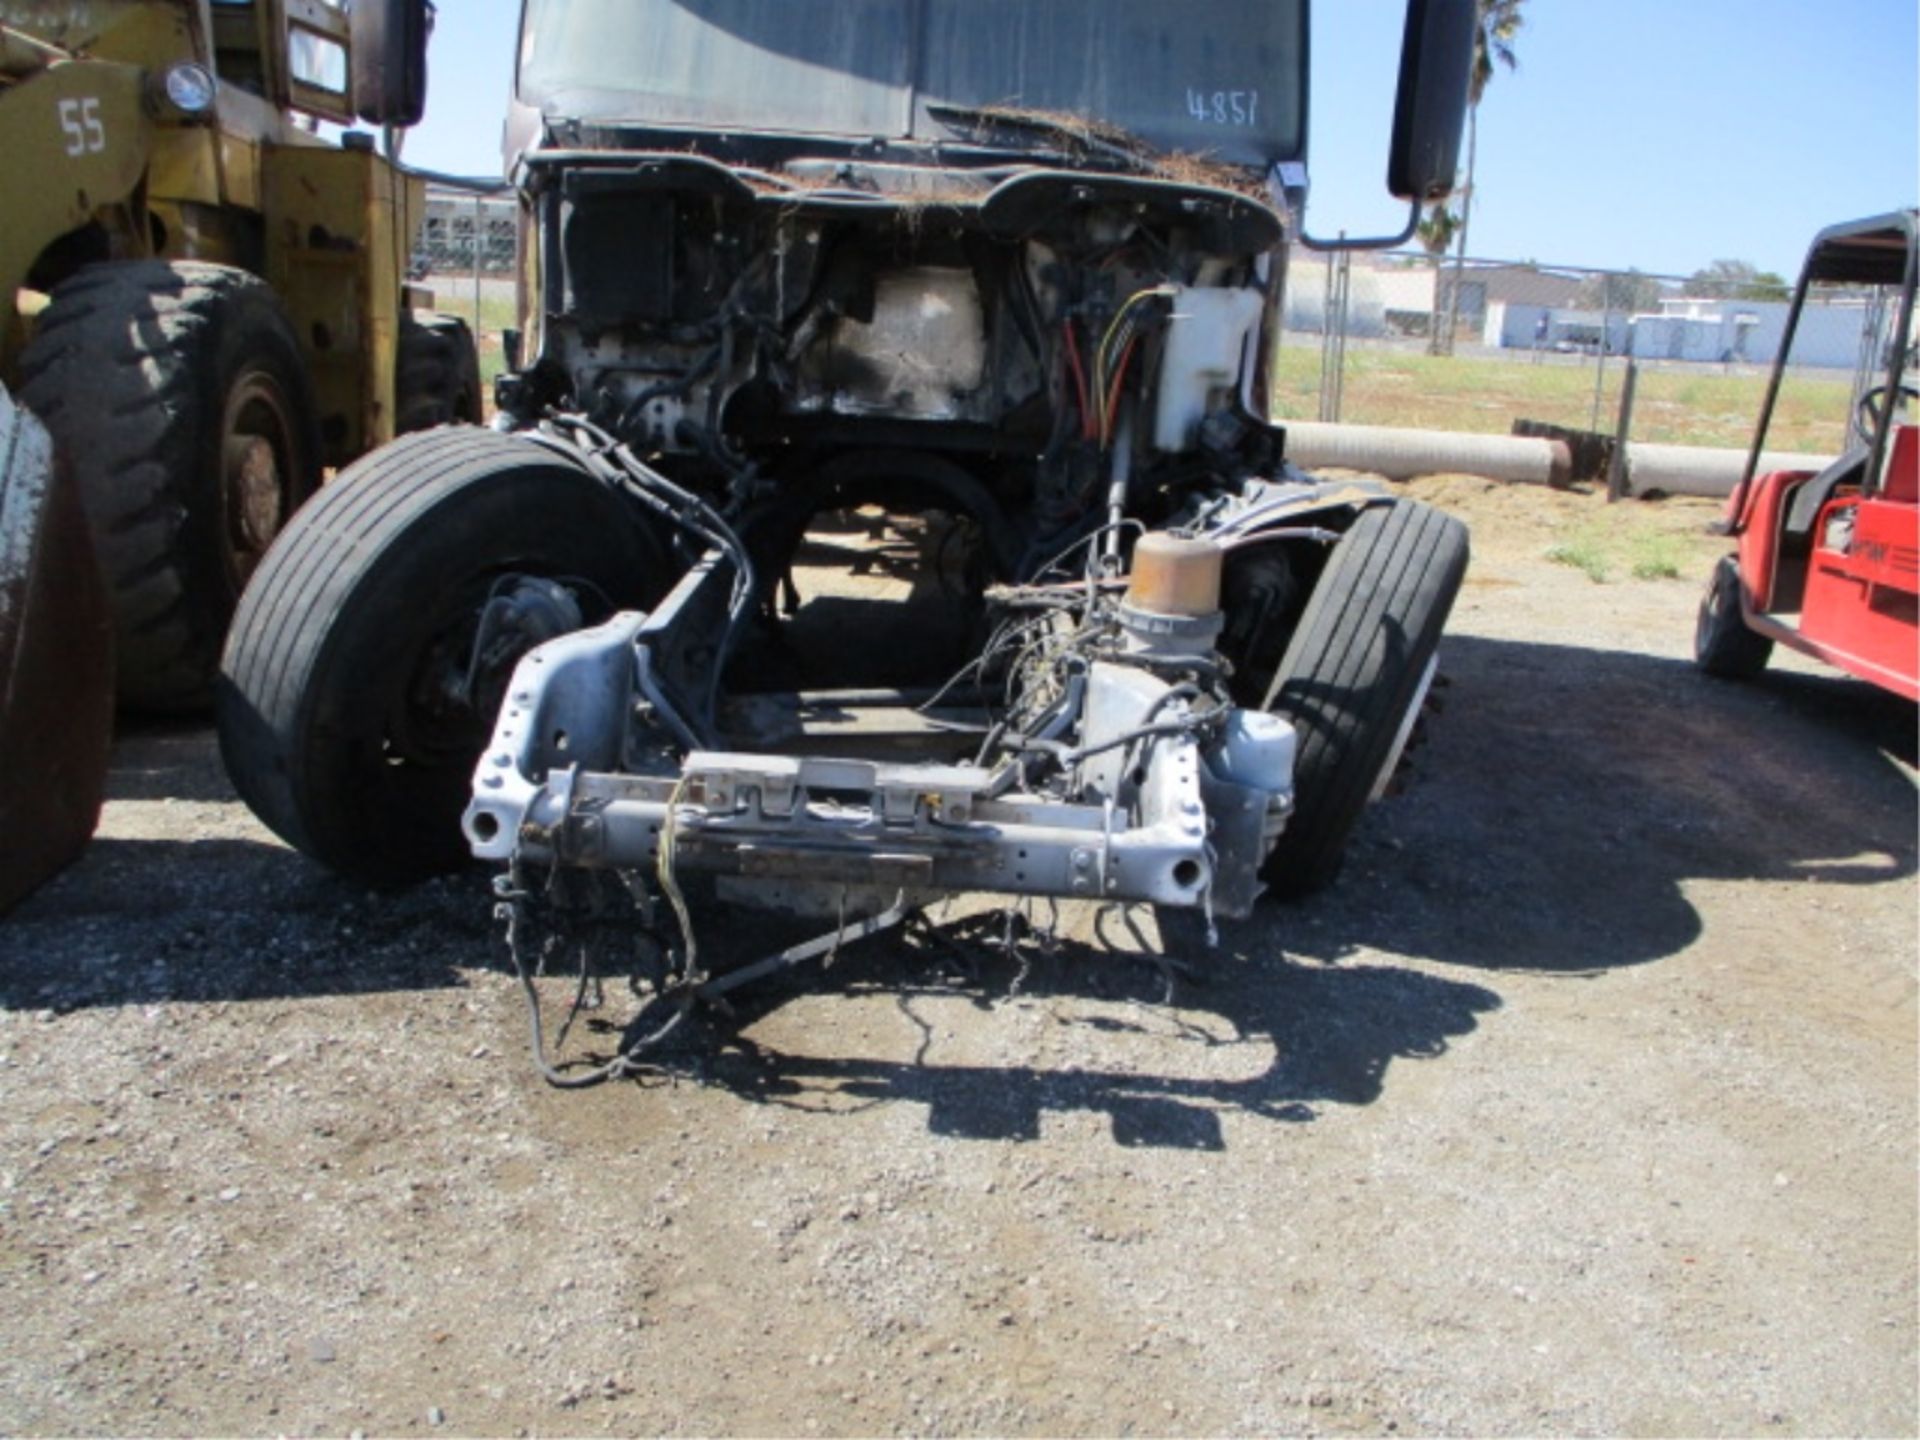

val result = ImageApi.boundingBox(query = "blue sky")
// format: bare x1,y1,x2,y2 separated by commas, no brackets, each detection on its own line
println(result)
404,0,1918,279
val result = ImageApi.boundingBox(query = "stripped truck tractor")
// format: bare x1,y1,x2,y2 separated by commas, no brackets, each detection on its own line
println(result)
0,383,112,913
1696,211,1919,701
218,0,1477,1081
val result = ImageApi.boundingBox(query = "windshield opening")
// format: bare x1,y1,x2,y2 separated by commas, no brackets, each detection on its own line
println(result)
517,0,1307,170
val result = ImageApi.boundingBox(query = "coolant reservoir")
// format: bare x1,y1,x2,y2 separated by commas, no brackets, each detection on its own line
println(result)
1152,286,1265,452
1213,710,1297,797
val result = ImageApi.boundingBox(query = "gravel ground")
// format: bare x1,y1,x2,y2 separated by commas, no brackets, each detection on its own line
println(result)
1,478,1914,1437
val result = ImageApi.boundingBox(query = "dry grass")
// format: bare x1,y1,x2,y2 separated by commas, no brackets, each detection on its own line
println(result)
1146,149,1270,199
1538,495,1718,585
1273,343,1853,453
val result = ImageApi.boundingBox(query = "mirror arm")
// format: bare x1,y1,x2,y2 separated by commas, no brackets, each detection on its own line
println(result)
1297,197,1423,253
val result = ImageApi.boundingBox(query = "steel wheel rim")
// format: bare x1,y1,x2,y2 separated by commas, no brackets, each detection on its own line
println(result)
220,370,298,588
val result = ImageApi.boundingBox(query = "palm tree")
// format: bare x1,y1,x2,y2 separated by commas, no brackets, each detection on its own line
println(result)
1439,0,1524,353
1418,205,1462,355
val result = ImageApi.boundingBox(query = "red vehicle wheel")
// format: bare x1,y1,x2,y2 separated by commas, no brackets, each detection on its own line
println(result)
1695,555,1773,679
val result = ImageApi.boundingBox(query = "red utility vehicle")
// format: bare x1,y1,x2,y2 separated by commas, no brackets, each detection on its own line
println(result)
1696,211,1918,701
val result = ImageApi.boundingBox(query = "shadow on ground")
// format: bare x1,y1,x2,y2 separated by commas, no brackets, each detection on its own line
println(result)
2,630,1911,1144
608,631,1915,1141
96,716,244,804
0,832,491,1011
1285,634,1916,975
617,913,1505,1148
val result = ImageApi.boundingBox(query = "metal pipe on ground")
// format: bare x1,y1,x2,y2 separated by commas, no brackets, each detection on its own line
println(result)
1283,422,1573,487
1282,422,1836,502
1621,443,1835,500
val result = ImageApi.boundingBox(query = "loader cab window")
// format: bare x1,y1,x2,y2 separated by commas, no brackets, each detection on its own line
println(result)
286,0,353,119
211,0,271,96
209,0,354,116
289,25,348,94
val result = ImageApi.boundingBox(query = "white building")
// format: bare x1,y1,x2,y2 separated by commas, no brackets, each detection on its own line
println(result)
1484,294,1873,369
1285,257,1435,338
1482,302,1630,354
1626,298,1865,368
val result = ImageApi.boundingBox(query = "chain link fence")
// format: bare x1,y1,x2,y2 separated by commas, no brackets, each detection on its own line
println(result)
1278,243,1896,485
414,186,517,397
1278,248,1681,440
415,187,516,277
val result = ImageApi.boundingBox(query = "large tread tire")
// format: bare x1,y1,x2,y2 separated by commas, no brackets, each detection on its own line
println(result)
217,428,668,882
1694,554,1773,680
396,312,483,432
1259,499,1470,898
0,385,113,913
16,260,319,712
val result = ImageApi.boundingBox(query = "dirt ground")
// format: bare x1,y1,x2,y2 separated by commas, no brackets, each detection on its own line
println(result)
1,477,1914,1437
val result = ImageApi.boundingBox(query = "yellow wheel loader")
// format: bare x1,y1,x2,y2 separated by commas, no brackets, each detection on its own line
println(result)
0,0,477,911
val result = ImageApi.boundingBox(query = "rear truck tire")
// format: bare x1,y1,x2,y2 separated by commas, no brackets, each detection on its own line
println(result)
1258,498,1470,898
16,260,320,712
396,312,483,432
1694,554,1773,679
216,428,669,883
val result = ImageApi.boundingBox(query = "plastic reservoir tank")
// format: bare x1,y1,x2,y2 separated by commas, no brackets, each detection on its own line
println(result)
1152,286,1266,452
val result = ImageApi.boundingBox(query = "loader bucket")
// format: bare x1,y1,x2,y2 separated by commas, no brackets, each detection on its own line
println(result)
0,384,112,914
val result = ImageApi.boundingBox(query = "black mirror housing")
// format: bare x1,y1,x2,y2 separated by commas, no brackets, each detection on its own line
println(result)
1386,0,1476,202
352,0,430,127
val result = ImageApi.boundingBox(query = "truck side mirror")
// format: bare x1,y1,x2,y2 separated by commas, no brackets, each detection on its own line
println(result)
1386,0,1476,202
351,0,430,127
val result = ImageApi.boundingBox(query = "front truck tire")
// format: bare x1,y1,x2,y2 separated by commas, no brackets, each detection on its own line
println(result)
1259,498,1470,898
217,428,667,883
17,261,320,712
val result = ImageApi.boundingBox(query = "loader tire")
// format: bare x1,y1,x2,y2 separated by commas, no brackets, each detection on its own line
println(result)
1259,499,1469,898
217,428,668,882
396,312,483,432
0,385,113,913
1694,555,1772,680
17,261,319,712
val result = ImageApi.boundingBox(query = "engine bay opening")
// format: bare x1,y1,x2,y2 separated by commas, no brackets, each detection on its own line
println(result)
739,503,989,695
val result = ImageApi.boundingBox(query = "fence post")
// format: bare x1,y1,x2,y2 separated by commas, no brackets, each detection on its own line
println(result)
1317,243,1337,422
1318,240,1351,423
1607,359,1638,502
472,193,484,338
1589,291,1614,431
1332,250,1350,421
